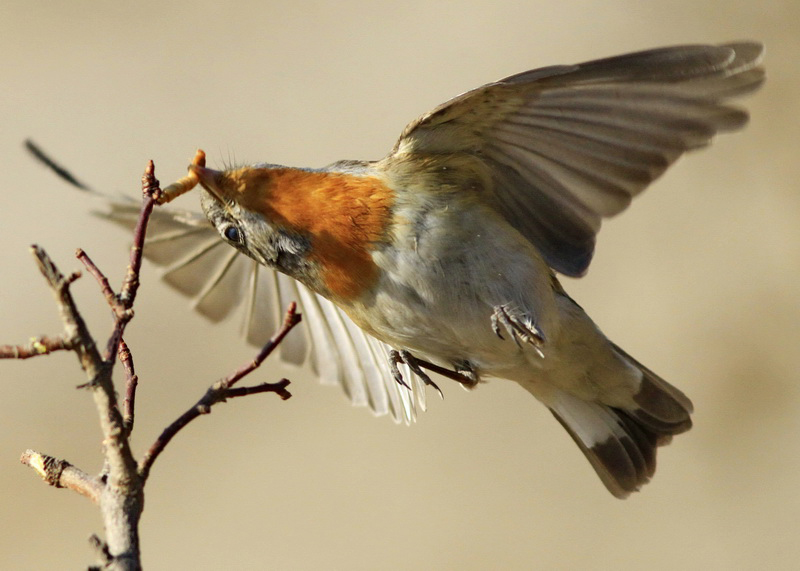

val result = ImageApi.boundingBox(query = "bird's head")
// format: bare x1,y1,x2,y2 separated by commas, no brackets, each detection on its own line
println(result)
192,163,315,283
190,162,394,304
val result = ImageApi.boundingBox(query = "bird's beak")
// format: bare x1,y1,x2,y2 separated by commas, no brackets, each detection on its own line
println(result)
190,164,226,204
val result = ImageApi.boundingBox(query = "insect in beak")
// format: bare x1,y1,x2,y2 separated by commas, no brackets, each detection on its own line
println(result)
159,149,209,204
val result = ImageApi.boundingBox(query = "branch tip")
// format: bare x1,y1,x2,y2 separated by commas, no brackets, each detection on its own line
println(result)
20,449,101,503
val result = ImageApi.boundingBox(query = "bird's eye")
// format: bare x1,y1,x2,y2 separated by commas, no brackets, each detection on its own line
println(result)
224,226,241,243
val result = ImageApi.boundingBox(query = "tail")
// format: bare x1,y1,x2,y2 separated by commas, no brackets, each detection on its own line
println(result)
548,344,693,499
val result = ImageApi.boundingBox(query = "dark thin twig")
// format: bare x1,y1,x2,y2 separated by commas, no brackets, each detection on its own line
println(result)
103,162,160,362
225,302,301,387
120,161,160,304
224,380,291,399
138,303,301,481
77,248,120,314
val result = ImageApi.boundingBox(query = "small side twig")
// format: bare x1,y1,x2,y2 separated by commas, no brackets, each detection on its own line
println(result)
0,335,72,359
225,381,291,399
20,449,102,503
138,303,301,481
77,248,119,313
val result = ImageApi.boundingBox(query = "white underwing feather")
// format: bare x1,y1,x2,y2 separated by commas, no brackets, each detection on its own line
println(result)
97,197,423,423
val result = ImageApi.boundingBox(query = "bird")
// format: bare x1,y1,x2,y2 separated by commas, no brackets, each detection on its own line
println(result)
57,42,765,498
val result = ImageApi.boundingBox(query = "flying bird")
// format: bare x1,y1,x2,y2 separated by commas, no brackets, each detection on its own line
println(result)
47,42,764,497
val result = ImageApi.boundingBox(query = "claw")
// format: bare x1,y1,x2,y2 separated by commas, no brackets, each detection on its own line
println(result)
389,350,412,390
491,304,545,357
491,315,505,340
389,350,444,399
400,350,444,399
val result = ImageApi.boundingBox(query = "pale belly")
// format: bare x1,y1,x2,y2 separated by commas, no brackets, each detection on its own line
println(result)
344,202,560,379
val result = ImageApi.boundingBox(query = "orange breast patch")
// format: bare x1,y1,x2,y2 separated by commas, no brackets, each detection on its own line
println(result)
236,168,394,302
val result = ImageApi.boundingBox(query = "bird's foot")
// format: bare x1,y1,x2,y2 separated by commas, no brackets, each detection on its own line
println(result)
491,304,545,357
389,350,443,398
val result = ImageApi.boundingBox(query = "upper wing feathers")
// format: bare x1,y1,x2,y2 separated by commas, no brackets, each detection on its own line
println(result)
389,42,764,276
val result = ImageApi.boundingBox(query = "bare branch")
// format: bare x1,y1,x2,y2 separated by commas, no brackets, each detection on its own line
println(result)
30,245,105,378
20,449,102,503
102,162,161,365
138,303,301,481
12,154,297,569
33,245,137,478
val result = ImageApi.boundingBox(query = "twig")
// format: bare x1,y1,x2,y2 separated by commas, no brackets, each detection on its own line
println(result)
31,244,138,477
119,339,138,433
20,449,102,503
138,303,301,481
225,302,301,386
225,380,291,399
0,335,72,359
121,161,160,303
103,162,159,363
13,162,169,568
77,248,120,314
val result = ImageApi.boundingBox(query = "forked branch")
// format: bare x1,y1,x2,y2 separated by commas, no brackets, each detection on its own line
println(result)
3,156,299,570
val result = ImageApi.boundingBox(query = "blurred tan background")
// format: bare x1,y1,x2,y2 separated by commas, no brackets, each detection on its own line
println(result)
2,1,798,569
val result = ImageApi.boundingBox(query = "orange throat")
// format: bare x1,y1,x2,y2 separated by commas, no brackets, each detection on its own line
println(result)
235,167,394,302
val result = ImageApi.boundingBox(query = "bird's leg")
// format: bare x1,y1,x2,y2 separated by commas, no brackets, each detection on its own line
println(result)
491,303,545,358
389,350,443,398
453,360,480,388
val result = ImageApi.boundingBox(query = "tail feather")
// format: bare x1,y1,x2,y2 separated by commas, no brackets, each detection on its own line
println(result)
549,349,692,498
613,342,693,440
550,395,653,498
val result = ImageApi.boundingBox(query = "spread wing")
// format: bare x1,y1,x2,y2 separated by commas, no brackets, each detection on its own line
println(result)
93,196,428,424
27,137,428,424
388,42,765,276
